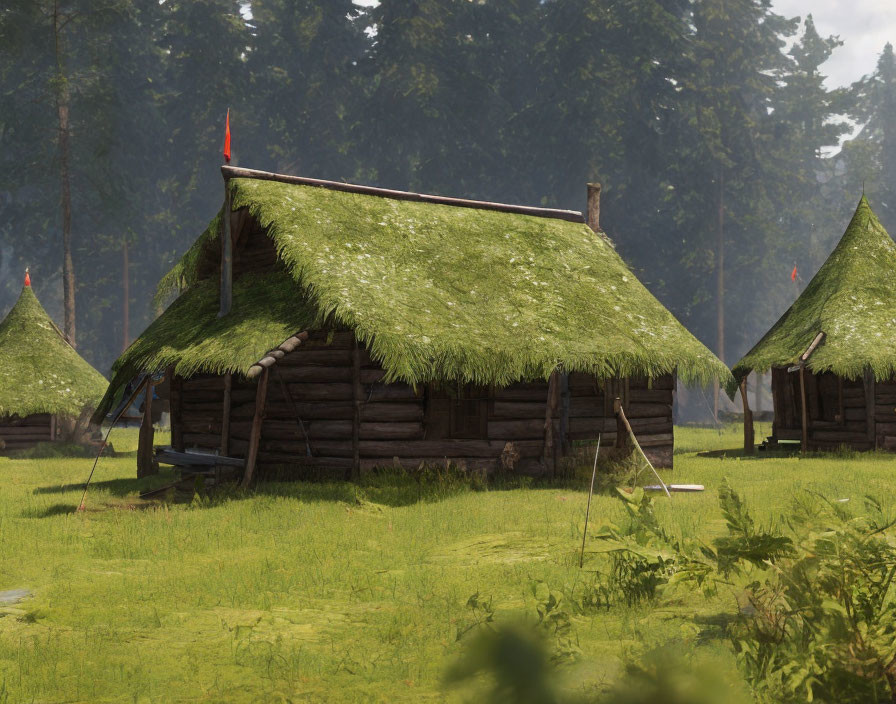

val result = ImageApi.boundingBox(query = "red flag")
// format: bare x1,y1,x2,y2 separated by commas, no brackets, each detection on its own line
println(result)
791,265,797,282
223,109,231,163
24,269,30,287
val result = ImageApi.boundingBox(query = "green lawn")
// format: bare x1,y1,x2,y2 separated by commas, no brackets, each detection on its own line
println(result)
1,424,895,702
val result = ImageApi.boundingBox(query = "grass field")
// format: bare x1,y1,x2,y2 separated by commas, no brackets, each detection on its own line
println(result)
2,422,896,702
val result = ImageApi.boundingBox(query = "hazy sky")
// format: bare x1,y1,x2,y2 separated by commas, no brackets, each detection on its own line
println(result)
772,0,896,87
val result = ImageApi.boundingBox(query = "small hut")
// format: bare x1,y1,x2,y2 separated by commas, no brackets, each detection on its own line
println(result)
0,274,107,450
94,166,728,481
731,196,896,452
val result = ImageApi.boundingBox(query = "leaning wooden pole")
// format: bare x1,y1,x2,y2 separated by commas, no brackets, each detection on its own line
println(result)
137,381,157,478
740,377,755,455
241,368,269,489
579,435,601,569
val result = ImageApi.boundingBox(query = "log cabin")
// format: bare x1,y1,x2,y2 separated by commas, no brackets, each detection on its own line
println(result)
0,274,107,451
94,166,729,481
731,196,896,453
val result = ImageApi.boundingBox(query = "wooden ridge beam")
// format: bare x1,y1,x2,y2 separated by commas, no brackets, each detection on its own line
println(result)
222,165,585,223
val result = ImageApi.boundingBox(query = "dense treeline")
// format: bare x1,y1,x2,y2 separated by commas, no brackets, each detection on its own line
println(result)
0,1,893,415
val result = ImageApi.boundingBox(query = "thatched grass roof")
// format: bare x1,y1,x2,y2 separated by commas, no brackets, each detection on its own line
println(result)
0,284,107,419
731,196,896,391
98,171,729,419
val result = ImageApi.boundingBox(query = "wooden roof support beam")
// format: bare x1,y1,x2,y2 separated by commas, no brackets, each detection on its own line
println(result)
247,331,310,379
740,377,755,455
221,165,585,223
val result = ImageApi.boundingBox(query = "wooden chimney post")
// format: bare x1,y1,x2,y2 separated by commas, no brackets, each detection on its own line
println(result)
218,174,232,317
586,183,601,232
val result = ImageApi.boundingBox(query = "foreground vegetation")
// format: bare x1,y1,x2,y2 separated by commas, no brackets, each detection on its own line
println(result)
2,423,896,702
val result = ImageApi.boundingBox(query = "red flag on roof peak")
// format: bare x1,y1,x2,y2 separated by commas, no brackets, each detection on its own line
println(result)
791,265,798,282
223,109,231,163
24,268,30,287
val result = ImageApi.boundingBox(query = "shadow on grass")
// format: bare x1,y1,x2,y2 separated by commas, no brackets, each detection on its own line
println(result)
32,470,179,498
696,448,800,460
22,503,79,518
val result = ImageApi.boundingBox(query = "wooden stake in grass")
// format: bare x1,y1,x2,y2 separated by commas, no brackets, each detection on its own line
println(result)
579,434,601,569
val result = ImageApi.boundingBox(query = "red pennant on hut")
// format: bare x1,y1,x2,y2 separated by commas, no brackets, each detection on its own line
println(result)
791,265,797,282
223,109,231,163
24,268,30,287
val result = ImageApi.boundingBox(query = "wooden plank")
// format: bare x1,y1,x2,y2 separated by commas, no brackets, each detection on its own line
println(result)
491,401,546,419
241,368,269,489
488,419,545,440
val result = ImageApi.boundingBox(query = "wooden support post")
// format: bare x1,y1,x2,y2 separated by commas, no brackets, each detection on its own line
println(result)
218,178,232,318
221,372,232,456
241,368,269,489
613,397,628,450
543,371,560,476
49,415,56,442
740,377,755,455
170,371,184,452
351,336,362,480
865,368,877,448
799,365,809,452
137,381,157,478
586,183,601,232
559,372,571,454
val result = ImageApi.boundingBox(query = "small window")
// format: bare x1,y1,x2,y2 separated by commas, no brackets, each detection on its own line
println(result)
425,384,489,440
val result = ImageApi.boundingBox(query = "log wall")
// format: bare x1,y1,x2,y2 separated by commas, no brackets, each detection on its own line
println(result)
0,413,53,452
770,367,896,451
173,330,676,476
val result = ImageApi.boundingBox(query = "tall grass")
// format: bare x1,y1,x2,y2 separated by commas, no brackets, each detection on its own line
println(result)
0,425,894,701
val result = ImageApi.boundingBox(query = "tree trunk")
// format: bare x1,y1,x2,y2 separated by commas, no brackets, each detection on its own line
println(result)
122,240,129,352
53,2,76,346
713,169,725,421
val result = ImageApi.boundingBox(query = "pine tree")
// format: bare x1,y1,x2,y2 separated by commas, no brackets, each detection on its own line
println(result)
845,43,896,232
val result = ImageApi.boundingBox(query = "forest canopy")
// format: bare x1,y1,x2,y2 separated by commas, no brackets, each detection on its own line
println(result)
0,0,893,418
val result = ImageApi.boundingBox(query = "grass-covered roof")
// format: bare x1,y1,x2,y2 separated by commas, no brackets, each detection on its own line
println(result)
94,271,317,420
102,172,729,415
0,284,107,419
731,196,896,391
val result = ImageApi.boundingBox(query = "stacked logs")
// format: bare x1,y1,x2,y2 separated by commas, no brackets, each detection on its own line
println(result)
0,413,54,451
173,330,677,476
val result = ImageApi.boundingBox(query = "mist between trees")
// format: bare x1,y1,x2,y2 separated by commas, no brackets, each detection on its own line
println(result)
1,0,893,417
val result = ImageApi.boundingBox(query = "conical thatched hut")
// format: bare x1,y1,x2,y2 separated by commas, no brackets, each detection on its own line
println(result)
0,275,107,450
95,166,729,482
731,196,896,452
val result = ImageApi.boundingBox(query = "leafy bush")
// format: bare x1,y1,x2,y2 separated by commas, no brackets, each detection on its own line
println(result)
592,482,896,702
